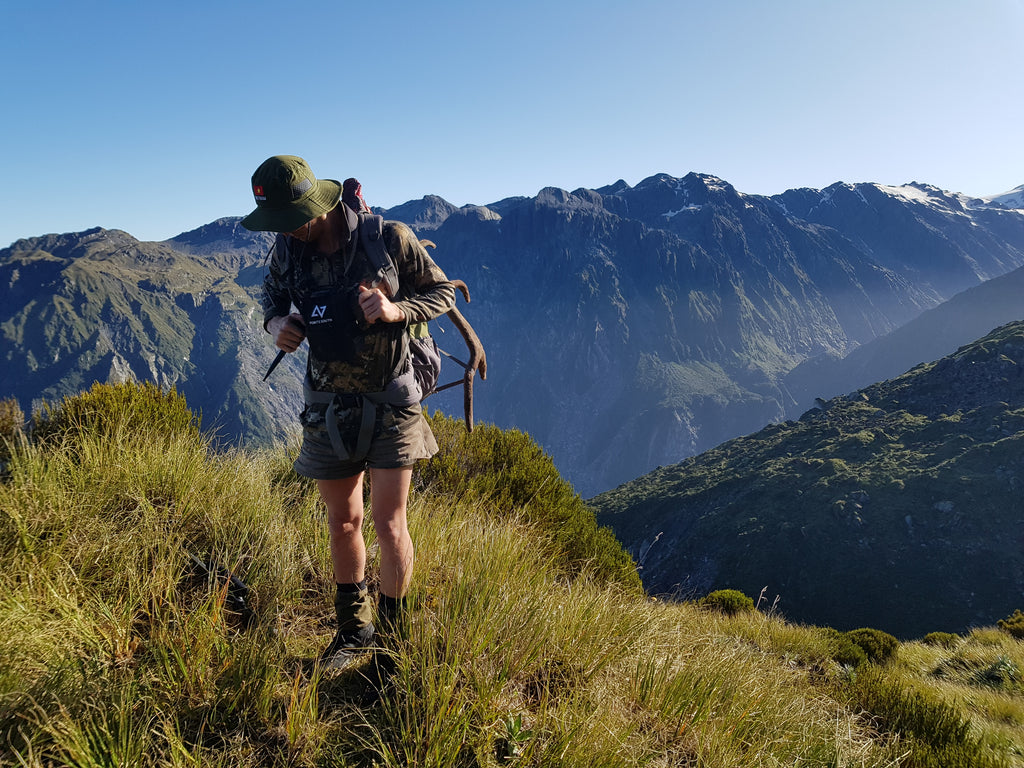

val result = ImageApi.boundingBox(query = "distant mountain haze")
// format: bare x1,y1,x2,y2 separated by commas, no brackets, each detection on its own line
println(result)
783,263,1024,412
2,174,1023,501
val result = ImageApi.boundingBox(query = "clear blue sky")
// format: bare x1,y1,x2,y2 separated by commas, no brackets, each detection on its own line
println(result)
1,0,1022,248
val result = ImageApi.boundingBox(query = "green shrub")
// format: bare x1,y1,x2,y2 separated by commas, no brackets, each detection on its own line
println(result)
822,458,849,475
825,626,900,668
419,412,641,592
699,589,755,616
832,633,869,668
997,609,1024,640
31,381,201,447
923,632,960,649
844,627,900,665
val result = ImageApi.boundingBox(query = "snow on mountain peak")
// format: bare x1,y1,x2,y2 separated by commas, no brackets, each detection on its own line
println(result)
876,183,946,206
980,185,1024,210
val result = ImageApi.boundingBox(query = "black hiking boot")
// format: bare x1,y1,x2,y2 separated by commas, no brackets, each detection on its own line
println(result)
319,623,376,670
358,648,398,700
321,582,376,671
358,594,408,694
376,594,409,640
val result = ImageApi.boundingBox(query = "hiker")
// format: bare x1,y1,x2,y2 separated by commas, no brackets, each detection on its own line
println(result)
241,155,456,666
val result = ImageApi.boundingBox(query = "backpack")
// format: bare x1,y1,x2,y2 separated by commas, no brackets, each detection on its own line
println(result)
356,211,443,399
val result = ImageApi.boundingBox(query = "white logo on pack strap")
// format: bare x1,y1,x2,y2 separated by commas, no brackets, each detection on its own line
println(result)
311,305,327,319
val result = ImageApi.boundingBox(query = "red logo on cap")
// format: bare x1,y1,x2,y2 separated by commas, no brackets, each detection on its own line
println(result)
253,184,266,201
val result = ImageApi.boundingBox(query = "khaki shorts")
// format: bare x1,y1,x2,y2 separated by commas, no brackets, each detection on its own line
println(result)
293,399,438,480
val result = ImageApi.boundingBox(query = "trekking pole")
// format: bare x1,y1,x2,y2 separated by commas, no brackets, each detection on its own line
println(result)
263,349,287,381
263,316,305,381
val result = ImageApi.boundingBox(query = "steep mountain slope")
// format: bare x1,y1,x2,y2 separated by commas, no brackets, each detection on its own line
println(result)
0,227,302,443
591,321,1024,638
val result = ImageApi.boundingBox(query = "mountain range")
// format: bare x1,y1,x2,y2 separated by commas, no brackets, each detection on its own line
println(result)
2,175,1023,501
397,176,1024,496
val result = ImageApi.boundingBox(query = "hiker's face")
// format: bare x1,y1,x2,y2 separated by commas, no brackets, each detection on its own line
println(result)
286,216,321,242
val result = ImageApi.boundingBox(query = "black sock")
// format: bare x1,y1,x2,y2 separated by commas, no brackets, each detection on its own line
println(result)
379,594,405,611
336,580,367,594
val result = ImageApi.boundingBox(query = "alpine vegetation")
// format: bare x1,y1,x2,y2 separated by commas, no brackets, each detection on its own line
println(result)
1,383,1022,766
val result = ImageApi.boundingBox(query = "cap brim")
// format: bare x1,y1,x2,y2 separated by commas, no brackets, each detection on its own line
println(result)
240,178,342,232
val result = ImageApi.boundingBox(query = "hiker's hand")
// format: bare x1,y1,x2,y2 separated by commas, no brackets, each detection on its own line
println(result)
268,313,306,352
358,285,405,324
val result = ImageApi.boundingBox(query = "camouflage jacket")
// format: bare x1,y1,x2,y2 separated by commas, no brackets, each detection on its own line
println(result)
262,219,456,394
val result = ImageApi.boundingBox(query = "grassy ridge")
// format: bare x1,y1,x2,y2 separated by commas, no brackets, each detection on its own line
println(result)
1,384,1022,766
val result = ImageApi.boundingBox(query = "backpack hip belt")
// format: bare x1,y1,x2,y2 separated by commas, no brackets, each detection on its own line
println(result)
302,366,421,463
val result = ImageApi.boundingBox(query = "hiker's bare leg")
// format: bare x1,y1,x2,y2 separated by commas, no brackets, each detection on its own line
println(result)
369,466,414,598
318,474,367,585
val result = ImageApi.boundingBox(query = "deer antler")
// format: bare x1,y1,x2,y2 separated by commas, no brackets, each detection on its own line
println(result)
419,241,487,430
431,279,487,431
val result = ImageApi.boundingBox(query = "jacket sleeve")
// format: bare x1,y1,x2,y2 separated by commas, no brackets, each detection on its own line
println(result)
384,221,457,325
261,234,293,331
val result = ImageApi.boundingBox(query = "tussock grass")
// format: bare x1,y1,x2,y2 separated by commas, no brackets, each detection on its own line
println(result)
894,630,1024,765
0,386,1020,766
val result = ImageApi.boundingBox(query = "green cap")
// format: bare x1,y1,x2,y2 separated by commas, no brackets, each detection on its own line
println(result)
241,155,342,232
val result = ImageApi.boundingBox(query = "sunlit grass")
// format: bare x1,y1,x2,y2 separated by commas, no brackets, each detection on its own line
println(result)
0,389,1021,766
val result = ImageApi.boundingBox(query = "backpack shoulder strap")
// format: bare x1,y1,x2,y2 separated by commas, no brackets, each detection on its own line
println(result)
357,212,400,297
